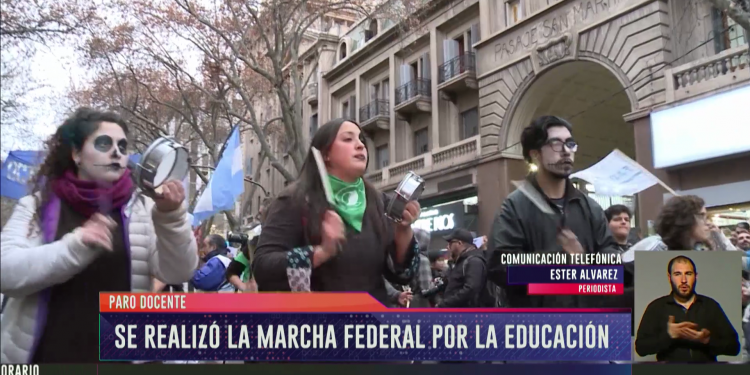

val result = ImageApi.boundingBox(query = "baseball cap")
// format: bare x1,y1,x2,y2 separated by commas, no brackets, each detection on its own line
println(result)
737,222,750,231
443,229,474,245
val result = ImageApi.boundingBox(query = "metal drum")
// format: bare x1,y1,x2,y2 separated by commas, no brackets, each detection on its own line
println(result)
385,171,425,222
130,137,190,197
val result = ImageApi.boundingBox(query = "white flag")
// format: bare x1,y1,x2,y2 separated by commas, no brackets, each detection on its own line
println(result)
571,149,659,196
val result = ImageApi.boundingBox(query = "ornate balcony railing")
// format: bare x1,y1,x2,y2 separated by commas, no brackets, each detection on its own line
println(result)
395,78,431,105
438,53,476,84
666,46,749,102
359,99,389,122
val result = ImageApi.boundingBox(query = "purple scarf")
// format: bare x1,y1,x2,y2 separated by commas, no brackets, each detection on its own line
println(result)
50,169,134,218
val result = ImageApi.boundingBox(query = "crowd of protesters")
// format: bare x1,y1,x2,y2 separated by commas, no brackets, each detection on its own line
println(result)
1,108,748,364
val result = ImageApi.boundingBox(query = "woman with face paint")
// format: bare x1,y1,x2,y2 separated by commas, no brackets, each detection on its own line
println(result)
0,108,199,363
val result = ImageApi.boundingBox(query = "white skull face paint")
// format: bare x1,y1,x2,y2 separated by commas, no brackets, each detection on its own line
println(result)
73,121,129,183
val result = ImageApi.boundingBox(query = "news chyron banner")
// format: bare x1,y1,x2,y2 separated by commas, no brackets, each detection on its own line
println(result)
503,253,625,295
99,293,631,362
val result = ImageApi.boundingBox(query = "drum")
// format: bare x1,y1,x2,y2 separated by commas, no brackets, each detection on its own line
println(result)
385,171,425,222
130,137,190,197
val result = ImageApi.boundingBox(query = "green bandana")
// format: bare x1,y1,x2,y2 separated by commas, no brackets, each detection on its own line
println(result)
328,175,367,232
234,251,251,283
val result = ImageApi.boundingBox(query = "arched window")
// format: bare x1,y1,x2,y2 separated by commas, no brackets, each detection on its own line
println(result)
365,20,378,42
339,42,348,60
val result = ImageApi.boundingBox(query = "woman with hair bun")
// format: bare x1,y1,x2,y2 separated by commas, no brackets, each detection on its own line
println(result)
0,107,198,363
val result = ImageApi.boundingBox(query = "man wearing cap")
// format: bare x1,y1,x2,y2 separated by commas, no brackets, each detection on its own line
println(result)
437,229,487,308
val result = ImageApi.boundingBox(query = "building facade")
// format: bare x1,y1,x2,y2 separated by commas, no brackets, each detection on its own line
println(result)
246,0,750,241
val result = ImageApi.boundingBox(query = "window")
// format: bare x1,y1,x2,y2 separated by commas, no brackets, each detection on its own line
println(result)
506,0,524,27
713,8,748,52
725,15,747,48
376,144,389,169
339,42,347,60
310,114,319,136
460,107,479,140
382,79,390,100
455,35,465,55
413,128,429,156
342,100,350,118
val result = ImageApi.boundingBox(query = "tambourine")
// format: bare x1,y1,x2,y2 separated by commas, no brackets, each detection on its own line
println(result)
385,171,425,222
129,137,190,197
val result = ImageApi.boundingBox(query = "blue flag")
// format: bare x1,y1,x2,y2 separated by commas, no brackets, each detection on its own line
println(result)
192,127,244,226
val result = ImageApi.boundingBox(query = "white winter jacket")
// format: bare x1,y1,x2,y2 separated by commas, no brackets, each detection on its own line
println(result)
0,193,199,363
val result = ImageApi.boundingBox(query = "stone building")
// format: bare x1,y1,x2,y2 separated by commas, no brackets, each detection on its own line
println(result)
245,0,750,246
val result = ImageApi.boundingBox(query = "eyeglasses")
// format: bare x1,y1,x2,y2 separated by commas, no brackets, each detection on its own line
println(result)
544,138,578,153
94,135,129,155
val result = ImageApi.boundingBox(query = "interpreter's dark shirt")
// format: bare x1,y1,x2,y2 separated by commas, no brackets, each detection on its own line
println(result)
634,294,741,362
33,201,130,363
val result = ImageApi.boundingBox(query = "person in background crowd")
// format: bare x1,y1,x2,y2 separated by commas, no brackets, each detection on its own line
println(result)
437,229,486,308
488,115,619,308
730,229,739,247
192,234,234,292
226,236,259,292
622,196,747,271
385,278,413,307
605,204,633,252
409,228,433,308
635,255,740,362
253,119,420,303
742,279,750,360
737,231,750,252
0,108,198,363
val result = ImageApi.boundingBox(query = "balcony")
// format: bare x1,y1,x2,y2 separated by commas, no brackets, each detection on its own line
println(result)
438,53,478,102
364,135,480,189
359,99,390,132
665,46,749,102
394,78,431,120
306,82,318,105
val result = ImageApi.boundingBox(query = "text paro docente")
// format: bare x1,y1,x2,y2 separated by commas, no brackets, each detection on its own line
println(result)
113,323,609,350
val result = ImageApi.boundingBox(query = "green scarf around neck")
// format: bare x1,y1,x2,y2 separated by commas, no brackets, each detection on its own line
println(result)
327,175,366,232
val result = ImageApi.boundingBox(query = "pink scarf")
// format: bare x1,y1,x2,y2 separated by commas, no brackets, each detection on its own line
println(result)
50,169,134,218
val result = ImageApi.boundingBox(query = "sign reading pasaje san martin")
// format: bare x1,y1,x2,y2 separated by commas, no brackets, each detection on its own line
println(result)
99,294,631,362
487,0,638,64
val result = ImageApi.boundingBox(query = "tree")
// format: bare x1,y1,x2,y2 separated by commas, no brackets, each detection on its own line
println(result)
1,0,96,153
707,0,750,31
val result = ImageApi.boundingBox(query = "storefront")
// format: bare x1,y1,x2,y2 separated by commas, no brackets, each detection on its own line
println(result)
649,85,750,225
412,196,479,251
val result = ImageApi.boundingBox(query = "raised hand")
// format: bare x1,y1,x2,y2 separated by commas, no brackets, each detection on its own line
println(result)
397,201,421,228
153,180,186,212
76,213,117,251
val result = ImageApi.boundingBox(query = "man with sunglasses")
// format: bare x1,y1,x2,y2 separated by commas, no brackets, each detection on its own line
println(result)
487,115,619,309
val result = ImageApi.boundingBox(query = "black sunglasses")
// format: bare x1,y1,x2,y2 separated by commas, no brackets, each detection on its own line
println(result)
94,135,129,155
544,138,578,153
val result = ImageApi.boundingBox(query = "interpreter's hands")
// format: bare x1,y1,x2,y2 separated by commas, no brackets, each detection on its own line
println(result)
557,229,584,255
398,291,413,306
397,201,421,228
153,180,186,212
76,213,116,251
667,315,700,340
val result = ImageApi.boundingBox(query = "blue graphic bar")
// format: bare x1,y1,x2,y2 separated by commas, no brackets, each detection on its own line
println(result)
507,265,624,285
99,312,631,362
